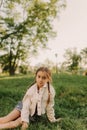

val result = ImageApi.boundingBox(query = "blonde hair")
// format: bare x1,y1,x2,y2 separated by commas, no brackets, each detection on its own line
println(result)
36,67,52,104
35,67,52,82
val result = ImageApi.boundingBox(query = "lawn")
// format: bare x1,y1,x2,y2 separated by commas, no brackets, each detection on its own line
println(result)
0,73,87,130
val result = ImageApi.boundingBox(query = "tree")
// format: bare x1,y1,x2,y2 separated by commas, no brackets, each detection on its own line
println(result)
0,0,66,75
80,47,87,66
63,48,81,74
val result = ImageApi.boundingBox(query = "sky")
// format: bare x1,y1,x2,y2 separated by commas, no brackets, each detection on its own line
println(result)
30,0,87,66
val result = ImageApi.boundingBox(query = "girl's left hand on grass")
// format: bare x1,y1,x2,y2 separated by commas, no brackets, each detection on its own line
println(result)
55,118,62,122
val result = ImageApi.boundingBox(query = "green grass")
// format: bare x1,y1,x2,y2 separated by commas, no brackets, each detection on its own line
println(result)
0,73,87,130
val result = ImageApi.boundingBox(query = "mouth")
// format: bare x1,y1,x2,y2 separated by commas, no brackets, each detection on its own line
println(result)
39,82,43,85
38,82,43,86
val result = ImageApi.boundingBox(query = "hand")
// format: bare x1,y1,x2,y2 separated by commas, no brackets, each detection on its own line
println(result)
55,118,62,122
21,122,28,130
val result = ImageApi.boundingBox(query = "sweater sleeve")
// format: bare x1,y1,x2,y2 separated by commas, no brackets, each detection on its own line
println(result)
21,92,30,123
46,86,56,122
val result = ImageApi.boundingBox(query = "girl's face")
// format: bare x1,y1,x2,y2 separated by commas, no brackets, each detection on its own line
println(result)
36,71,49,88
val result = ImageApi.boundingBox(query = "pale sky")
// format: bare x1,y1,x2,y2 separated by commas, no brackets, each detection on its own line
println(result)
30,0,87,66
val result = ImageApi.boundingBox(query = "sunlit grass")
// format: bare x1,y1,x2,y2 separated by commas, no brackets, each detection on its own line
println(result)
0,73,87,130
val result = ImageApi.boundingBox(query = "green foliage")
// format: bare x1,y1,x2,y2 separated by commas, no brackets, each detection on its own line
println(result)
19,65,29,74
80,47,87,65
63,48,81,73
0,0,66,75
0,73,87,129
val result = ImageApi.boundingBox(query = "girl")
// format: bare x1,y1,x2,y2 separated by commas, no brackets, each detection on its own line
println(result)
0,67,61,130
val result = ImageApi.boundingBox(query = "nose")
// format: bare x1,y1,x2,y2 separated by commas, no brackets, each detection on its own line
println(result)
39,77,42,81
39,77,43,82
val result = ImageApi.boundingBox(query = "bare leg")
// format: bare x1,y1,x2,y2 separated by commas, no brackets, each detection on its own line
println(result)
0,117,22,129
0,109,21,124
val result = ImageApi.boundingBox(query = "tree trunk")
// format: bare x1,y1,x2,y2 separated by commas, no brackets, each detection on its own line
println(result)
9,67,15,75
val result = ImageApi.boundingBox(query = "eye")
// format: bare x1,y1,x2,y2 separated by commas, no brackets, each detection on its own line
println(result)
42,76,46,80
38,75,40,78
